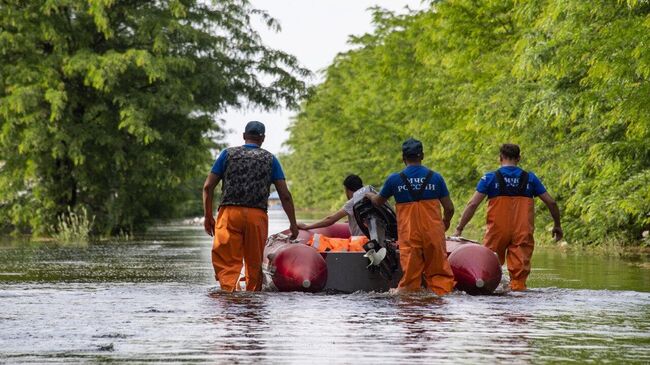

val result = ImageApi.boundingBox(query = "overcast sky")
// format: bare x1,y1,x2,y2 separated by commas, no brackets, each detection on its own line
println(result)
219,0,427,155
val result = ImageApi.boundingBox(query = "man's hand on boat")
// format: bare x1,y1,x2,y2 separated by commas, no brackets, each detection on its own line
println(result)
289,223,299,240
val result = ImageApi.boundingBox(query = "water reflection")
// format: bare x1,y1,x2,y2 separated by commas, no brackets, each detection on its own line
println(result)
207,291,270,362
394,294,447,358
496,312,533,360
0,219,649,363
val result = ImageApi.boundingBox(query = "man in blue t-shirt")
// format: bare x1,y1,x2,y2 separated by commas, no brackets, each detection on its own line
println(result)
202,121,298,292
366,138,456,295
453,143,562,291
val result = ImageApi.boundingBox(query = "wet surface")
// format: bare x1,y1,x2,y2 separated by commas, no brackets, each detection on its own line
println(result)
1,211,649,363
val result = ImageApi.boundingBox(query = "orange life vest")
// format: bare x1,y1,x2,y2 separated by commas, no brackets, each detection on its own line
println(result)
307,234,368,252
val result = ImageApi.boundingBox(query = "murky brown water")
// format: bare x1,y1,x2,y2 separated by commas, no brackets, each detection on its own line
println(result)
1,211,649,363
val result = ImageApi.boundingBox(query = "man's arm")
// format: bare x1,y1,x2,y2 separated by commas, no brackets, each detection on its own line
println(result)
439,196,455,231
365,191,387,207
453,192,486,237
274,179,299,239
202,173,221,236
298,209,347,230
538,192,563,241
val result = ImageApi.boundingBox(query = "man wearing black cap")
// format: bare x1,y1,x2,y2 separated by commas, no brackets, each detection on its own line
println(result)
203,121,299,292
365,138,456,295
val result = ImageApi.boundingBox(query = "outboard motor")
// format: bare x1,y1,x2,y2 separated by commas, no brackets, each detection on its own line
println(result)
353,198,399,280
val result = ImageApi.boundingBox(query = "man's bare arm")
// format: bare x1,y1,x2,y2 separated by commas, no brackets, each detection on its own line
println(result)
298,209,347,230
538,192,563,241
274,179,299,239
439,196,455,231
453,192,486,237
202,173,221,236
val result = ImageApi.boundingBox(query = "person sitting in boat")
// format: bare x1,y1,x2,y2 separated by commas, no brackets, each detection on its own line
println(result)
297,174,375,237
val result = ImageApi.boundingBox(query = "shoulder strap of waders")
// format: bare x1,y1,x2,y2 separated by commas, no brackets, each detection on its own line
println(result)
399,169,434,202
495,170,508,196
517,170,529,196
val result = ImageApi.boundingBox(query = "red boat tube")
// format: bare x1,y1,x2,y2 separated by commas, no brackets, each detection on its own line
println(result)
265,224,502,295
263,229,330,292
448,243,502,295
272,244,328,292
311,224,352,239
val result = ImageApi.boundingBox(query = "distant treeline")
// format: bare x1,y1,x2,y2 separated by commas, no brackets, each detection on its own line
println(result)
284,1,650,245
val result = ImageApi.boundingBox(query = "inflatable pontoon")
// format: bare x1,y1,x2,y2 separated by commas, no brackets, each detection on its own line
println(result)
262,198,502,295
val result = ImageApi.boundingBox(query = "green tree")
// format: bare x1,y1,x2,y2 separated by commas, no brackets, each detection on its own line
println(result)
512,0,650,242
285,0,650,245
0,0,309,235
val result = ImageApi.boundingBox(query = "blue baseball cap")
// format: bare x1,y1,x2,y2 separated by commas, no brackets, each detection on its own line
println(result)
402,138,423,157
244,121,265,136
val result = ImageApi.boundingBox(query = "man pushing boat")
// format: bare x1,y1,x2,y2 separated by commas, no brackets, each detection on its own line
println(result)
203,121,299,292
366,138,456,295
453,143,563,291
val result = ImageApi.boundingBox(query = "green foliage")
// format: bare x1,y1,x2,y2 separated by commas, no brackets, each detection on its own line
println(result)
52,206,95,245
285,0,650,245
0,0,308,235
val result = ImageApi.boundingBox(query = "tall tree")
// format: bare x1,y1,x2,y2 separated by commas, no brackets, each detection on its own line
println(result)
285,0,650,245
0,0,309,235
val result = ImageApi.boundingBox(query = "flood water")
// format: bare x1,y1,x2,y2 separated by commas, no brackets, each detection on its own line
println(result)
1,211,649,363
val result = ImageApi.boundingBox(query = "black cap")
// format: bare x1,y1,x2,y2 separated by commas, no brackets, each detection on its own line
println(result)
244,121,265,136
402,138,423,157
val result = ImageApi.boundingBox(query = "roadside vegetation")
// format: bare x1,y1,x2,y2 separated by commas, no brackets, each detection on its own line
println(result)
285,0,650,246
52,206,94,245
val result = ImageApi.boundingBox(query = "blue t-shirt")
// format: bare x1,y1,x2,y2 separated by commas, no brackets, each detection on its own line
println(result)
476,166,546,199
210,144,285,180
379,165,449,204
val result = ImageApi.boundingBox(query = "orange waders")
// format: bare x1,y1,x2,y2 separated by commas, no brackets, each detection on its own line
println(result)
211,206,268,292
484,196,535,291
396,200,455,295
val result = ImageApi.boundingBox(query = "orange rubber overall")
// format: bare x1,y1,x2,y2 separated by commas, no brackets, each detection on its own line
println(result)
211,206,268,292
484,196,535,291
396,200,455,295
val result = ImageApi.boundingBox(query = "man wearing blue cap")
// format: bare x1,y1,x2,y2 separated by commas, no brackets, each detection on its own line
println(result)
203,121,299,292
453,143,562,291
366,138,456,295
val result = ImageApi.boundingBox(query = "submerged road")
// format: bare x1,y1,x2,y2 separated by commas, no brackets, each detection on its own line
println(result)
1,211,649,363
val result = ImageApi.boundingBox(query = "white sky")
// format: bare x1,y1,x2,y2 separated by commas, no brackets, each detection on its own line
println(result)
219,0,427,155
